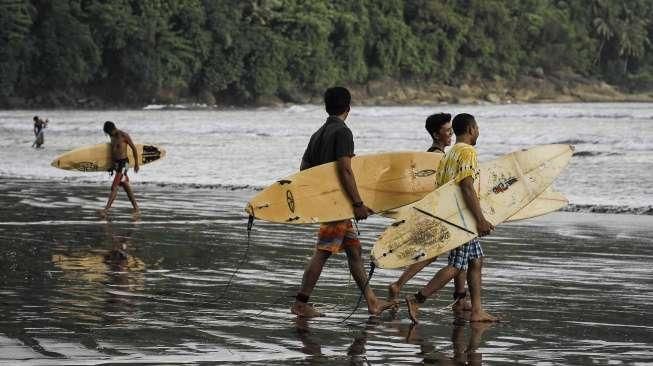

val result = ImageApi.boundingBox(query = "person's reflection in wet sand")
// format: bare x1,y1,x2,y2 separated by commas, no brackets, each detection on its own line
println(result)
293,317,380,365
399,318,492,365
347,317,381,366
294,317,323,357
101,220,144,325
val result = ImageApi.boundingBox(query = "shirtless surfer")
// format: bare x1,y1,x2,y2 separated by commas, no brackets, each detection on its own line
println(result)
102,121,139,212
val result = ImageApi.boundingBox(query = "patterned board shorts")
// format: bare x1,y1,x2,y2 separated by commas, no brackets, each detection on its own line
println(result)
448,238,483,271
316,220,361,254
111,158,130,187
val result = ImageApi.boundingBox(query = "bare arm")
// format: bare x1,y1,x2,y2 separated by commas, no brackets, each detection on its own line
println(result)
337,156,372,220
460,176,493,236
124,132,140,172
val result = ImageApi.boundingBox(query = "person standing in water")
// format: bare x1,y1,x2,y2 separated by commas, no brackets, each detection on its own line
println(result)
32,116,48,148
291,86,396,318
103,121,139,212
388,113,473,312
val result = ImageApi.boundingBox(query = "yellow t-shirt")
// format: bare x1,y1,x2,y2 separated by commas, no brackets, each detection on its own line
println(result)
435,143,480,187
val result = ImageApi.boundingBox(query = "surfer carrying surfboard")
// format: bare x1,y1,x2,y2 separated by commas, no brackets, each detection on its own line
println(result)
388,113,474,310
290,87,396,318
32,116,48,148
404,113,499,324
102,121,140,212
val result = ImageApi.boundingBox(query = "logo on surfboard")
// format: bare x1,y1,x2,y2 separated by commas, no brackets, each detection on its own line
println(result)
414,169,436,177
75,161,99,172
286,190,296,213
492,177,519,194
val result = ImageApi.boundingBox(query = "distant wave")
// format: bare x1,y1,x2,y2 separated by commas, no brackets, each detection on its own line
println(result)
143,103,212,110
483,112,642,120
572,151,621,157
136,181,264,191
554,139,600,145
563,204,653,215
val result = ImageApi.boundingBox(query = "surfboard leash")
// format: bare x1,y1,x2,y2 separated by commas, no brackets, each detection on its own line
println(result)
340,261,375,323
212,215,255,303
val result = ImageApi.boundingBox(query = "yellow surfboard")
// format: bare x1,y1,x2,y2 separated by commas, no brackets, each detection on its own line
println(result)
371,144,573,269
51,143,166,172
381,186,568,222
245,152,443,224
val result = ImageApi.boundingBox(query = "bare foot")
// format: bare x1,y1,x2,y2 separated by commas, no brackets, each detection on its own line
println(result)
368,299,398,316
291,302,324,318
388,282,400,301
405,295,420,324
470,310,501,322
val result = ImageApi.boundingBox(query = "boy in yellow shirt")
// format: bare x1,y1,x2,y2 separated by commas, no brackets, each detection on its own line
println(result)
405,113,499,324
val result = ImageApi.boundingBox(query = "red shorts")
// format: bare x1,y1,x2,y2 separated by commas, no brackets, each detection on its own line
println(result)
316,220,361,254
111,159,129,187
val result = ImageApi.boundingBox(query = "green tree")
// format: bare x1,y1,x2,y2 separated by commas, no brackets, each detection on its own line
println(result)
0,0,33,99
26,0,100,99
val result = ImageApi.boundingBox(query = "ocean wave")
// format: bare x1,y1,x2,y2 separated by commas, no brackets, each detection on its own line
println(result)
136,181,264,191
554,139,600,145
572,151,621,157
562,204,653,215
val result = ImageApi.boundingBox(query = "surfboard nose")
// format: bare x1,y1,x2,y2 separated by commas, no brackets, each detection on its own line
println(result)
51,159,59,168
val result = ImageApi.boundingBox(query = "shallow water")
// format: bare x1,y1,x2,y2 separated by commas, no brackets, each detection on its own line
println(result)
1,103,652,213
1,179,652,365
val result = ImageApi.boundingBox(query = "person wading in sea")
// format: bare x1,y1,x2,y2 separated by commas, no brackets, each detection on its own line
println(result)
32,116,48,148
102,121,139,212
291,86,396,318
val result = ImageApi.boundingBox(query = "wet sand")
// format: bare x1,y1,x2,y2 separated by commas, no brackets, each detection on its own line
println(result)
1,178,652,365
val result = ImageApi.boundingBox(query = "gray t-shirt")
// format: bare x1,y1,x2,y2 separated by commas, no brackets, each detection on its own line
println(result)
301,116,354,170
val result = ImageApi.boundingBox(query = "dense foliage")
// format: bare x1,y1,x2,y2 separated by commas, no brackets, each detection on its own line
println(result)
1,0,652,106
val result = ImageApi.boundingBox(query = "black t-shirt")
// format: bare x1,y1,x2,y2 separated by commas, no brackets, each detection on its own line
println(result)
301,116,354,169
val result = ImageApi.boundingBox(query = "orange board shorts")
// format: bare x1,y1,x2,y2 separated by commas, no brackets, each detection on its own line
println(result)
316,220,361,254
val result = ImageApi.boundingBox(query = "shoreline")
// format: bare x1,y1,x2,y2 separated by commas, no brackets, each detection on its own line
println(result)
4,76,653,109
1,176,651,217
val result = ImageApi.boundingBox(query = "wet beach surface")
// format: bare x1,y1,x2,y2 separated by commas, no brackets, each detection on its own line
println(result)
1,178,652,365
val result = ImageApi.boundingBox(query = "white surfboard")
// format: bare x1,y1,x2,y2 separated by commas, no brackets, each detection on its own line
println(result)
371,144,573,269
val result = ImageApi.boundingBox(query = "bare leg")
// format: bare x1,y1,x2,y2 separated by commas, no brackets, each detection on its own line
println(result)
467,258,499,322
453,270,472,311
105,172,123,210
405,265,459,324
388,257,437,300
121,177,139,211
420,265,459,297
105,187,119,210
345,246,395,315
291,249,331,317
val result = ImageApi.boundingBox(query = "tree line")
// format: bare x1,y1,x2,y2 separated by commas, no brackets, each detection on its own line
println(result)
1,0,652,107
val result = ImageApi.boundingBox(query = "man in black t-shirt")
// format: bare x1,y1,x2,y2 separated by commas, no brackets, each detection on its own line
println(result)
291,87,396,318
